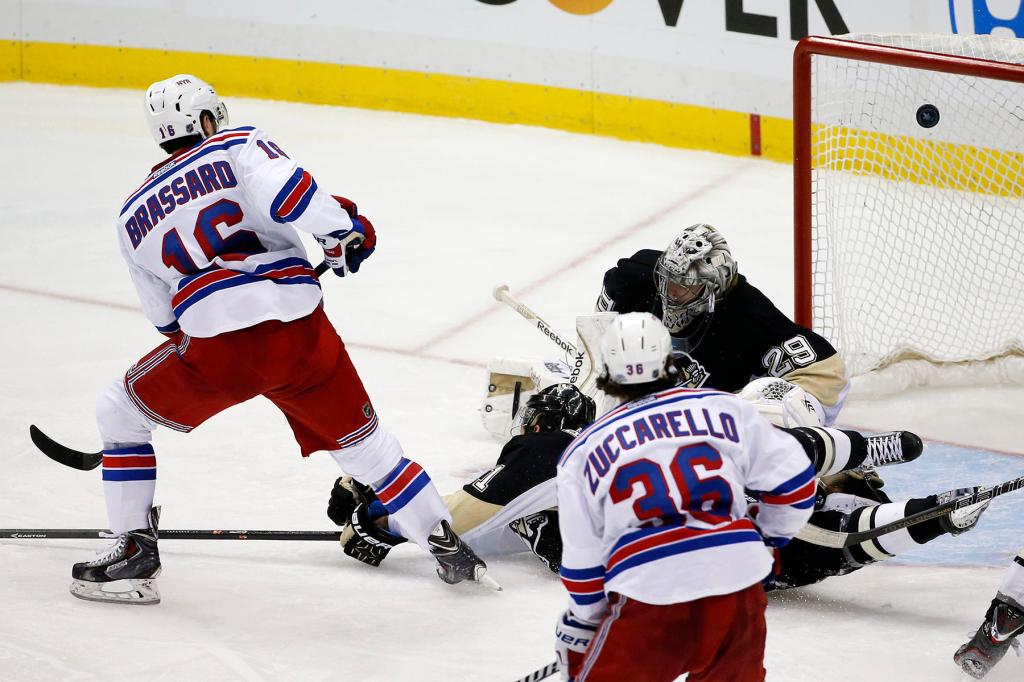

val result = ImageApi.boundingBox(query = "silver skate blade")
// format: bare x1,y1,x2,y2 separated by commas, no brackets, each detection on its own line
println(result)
477,571,502,592
70,578,161,605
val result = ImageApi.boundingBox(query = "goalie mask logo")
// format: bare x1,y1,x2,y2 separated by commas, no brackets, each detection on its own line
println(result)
362,403,373,419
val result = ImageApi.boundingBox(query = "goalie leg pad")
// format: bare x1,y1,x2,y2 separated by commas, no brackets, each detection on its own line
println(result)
738,377,824,428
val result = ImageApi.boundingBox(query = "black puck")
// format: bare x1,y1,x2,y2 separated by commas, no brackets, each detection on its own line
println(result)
916,104,940,128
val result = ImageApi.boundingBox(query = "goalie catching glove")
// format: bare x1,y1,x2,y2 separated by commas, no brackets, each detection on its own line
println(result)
738,377,824,428
315,195,376,277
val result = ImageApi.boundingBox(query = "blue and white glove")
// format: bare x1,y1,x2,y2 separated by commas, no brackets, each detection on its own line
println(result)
315,217,376,277
555,609,598,681
315,195,377,277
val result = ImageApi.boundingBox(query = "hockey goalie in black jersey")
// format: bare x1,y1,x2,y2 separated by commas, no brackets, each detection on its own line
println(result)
597,223,848,425
328,383,991,590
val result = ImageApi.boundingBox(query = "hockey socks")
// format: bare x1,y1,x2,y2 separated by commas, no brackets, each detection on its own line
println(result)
999,550,1024,605
785,428,923,476
102,443,157,535
371,457,450,550
845,493,980,565
784,427,853,476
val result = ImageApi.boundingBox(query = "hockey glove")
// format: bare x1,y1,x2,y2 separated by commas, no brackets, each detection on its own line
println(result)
328,476,365,526
555,610,597,681
341,502,407,567
315,214,376,277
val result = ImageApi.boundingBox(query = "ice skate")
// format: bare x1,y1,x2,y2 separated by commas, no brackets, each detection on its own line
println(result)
954,597,1024,678
937,488,991,536
70,507,161,605
861,431,923,468
427,520,500,590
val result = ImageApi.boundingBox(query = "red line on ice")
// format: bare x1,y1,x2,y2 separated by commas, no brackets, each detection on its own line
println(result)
411,165,745,354
0,283,486,369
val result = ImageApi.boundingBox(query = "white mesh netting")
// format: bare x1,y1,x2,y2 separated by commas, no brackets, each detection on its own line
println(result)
808,33,1024,385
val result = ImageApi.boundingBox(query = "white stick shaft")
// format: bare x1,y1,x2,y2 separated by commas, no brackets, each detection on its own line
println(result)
492,284,581,357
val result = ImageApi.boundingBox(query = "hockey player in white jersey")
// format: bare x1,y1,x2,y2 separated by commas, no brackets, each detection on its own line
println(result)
71,74,490,604
955,550,1024,678
554,312,815,681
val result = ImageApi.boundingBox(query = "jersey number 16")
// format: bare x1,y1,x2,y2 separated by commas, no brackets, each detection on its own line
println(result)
162,199,267,274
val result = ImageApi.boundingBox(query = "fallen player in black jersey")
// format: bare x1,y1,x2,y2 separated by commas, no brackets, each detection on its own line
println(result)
328,383,990,589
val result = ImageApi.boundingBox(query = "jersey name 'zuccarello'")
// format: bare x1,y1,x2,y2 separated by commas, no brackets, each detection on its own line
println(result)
583,406,740,494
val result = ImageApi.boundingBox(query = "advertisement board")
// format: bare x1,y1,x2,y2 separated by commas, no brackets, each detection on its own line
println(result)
1,1,1019,159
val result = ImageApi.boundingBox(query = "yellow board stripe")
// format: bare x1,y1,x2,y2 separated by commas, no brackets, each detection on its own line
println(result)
3,40,795,162
813,125,1024,198
6,39,1019,196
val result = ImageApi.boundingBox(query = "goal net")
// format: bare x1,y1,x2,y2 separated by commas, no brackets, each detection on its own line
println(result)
794,33,1024,391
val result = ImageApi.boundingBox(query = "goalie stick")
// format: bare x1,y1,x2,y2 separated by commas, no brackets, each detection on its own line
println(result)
493,284,583,364
2,528,342,541
795,473,1024,549
513,661,559,682
29,262,334,473
492,284,612,393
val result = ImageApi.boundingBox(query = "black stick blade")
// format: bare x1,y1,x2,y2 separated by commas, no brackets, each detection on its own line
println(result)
29,425,103,471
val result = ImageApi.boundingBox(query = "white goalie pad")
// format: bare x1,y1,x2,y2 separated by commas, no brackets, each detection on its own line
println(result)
738,377,825,428
573,312,617,393
480,358,572,440
480,313,619,439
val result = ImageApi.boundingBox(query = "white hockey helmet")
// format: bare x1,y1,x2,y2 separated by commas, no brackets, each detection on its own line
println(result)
600,312,673,385
655,224,738,333
144,74,228,147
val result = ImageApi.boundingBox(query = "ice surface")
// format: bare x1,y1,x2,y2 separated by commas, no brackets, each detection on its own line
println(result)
1,83,1022,681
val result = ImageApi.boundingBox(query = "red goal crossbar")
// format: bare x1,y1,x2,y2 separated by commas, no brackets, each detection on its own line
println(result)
792,36,1024,328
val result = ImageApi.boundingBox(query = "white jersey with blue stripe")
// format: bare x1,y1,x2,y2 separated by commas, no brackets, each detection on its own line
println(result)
557,387,815,622
116,126,355,338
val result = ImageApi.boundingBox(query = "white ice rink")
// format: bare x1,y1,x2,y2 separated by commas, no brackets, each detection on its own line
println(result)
2,83,1023,681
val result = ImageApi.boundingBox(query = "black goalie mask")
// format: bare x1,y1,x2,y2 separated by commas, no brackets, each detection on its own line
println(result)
519,383,596,435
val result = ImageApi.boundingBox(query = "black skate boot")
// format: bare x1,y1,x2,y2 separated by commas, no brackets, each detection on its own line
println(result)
862,431,923,468
70,507,161,605
955,595,1024,678
427,520,500,590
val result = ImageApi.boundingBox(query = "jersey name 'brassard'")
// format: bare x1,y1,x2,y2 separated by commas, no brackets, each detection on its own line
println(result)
117,127,354,338
597,249,848,423
556,387,815,622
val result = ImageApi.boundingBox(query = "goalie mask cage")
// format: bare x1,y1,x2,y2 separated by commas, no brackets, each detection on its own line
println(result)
794,34,1024,386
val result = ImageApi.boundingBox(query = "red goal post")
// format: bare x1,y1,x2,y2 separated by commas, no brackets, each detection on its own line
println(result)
792,34,1024,384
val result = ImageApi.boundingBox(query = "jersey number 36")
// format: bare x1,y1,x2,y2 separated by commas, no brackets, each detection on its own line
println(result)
609,444,734,525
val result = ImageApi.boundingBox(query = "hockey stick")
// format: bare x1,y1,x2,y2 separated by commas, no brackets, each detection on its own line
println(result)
29,425,102,471
1,528,342,541
513,661,559,682
493,284,582,358
796,473,1024,549
492,284,594,389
